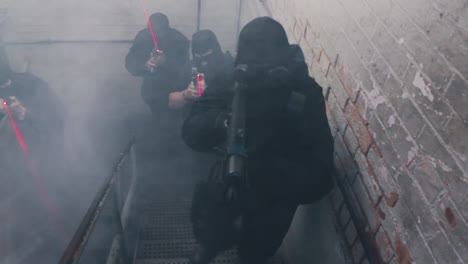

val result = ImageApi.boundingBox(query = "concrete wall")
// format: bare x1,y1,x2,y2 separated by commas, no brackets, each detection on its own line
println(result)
199,0,240,53
255,0,467,263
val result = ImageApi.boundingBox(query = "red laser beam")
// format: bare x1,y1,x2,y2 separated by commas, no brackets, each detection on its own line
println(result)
139,0,160,51
3,100,68,243
3,101,57,217
4,101,30,156
197,74,203,96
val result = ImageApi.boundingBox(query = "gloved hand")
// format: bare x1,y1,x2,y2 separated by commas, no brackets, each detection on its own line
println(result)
145,50,166,72
183,81,201,101
0,96,27,120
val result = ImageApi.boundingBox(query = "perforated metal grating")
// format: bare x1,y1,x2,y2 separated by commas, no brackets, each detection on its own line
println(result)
135,255,285,264
137,239,197,259
139,224,193,240
142,213,191,227
135,187,285,264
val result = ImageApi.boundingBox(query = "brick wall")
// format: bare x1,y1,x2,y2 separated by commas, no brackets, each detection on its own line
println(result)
255,0,467,263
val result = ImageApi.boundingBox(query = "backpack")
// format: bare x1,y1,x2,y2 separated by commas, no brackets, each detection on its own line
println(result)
246,44,335,205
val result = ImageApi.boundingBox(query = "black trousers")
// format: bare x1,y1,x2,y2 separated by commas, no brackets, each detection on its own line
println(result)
237,201,298,263
191,174,298,263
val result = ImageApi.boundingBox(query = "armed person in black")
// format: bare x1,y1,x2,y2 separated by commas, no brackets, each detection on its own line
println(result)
125,12,193,157
0,69,65,187
190,30,234,94
183,17,335,264
183,29,236,262
0,69,66,251
125,13,191,114
0,69,65,150
185,29,235,178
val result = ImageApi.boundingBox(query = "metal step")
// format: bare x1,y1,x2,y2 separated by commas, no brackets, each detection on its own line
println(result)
135,255,285,264
134,187,286,264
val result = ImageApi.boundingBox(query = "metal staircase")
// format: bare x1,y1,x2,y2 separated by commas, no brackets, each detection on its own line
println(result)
58,138,285,264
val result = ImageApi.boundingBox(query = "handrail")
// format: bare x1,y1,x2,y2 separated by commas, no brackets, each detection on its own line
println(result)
58,137,136,264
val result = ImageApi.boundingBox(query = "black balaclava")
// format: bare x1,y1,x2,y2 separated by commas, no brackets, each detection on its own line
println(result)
149,13,170,36
236,17,290,66
192,30,222,56
192,30,224,78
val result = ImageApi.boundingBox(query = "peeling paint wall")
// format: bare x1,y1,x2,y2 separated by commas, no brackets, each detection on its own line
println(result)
254,0,467,263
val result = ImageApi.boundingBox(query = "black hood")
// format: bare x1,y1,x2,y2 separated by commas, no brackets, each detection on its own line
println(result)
149,13,170,35
191,30,228,80
192,30,222,56
236,17,290,66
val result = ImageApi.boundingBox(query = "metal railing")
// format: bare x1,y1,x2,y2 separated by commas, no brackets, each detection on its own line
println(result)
59,137,138,264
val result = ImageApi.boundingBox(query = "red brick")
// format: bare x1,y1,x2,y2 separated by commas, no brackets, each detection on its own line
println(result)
366,146,399,207
328,93,348,132
302,20,322,60
335,55,360,102
354,152,382,205
328,67,349,109
375,227,395,263
394,235,414,264
292,17,306,44
352,172,380,233
310,58,329,89
354,90,371,124
326,103,339,138
318,49,332,76
344,103,373,154
376,203,399,244
343,126,360,157
335,133,359,182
